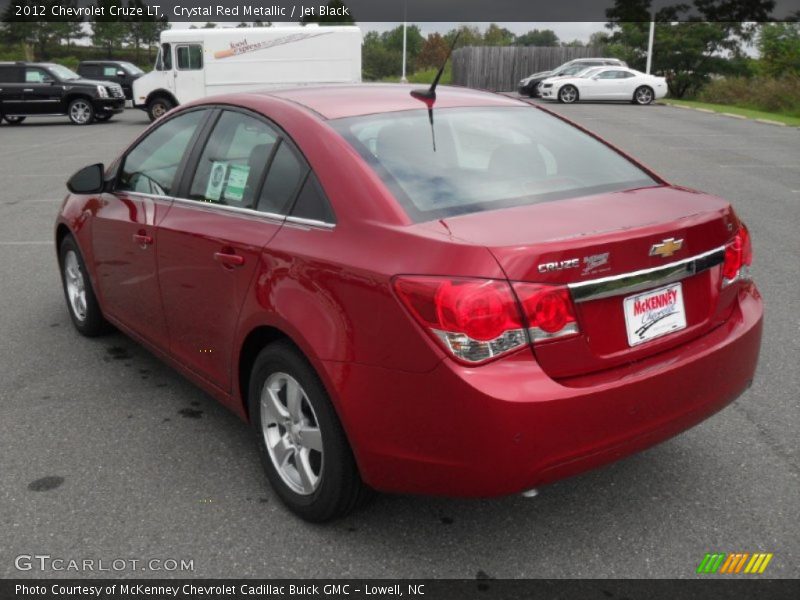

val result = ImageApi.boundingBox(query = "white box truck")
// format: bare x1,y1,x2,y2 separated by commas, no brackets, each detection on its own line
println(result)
133,25,362,120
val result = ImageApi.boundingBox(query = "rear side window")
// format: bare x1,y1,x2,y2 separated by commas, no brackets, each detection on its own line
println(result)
291,173,335,224
257,142,308,215
0,66,21,83
117,110,205,196
331,106,657,222
177,45,203,70
188,110,278,209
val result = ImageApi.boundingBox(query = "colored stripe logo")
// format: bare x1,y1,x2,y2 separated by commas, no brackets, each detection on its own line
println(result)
697,553,773,574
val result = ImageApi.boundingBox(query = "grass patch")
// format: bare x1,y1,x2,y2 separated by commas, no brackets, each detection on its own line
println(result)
661,98,800,126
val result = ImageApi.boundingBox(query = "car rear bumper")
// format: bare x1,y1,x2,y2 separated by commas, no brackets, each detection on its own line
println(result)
323,284,762,497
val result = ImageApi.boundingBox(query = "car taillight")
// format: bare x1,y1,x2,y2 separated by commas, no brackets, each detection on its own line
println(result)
722,223,753,287
393,276,580,364
512,283,580,342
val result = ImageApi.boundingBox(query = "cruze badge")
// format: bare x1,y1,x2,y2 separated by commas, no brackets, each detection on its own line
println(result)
538,258,580,273
650,238,683,258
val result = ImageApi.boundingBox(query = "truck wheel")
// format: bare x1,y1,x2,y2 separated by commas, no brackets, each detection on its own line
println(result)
147,97,174,122
68,99,95,125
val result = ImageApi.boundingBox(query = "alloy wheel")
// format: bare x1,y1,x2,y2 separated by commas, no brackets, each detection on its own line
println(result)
63,250,87,321
70,101,92,124
260,372,324,496
560,86,578,103
636,87,654,105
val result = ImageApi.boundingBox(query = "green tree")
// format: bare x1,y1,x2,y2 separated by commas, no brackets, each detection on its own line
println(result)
444,25,484,48
1,0,78,59
757,22,800,76
92,0,128,58
605,0,776,97
483,23,515,46
515,29,560,47
362,30,401,80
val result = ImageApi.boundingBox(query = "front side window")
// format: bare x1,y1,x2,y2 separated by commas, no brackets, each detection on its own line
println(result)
331,107,657,222
46,65,80,80
117,110,205,196
177,45,203,70
25,68,50,83
104,66,119,77
158,44,172,71
189,111,278,209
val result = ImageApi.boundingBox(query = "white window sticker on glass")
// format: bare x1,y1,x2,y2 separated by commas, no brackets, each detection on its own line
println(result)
224,164,250,202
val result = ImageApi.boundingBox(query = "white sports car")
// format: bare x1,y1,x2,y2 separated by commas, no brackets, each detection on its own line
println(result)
538,66,668,105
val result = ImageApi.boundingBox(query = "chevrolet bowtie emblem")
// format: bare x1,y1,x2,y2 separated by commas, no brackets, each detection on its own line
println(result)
649,238,684,258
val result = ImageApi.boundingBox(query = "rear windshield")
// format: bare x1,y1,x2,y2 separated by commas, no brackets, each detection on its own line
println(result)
330,106,658,222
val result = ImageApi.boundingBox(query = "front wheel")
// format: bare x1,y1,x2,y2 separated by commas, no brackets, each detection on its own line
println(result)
59,236,109,336
147,97,174,122
248,341,370,522
633,86,655,105
558,85,579,104
3,115,26,125
68,98,94,125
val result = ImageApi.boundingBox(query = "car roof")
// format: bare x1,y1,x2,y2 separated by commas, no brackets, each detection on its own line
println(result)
260,84,525,120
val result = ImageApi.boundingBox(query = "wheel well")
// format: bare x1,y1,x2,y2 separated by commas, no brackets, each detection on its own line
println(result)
65,94,94,106
146,90,178,108
55,224,71,260
238,326,292,420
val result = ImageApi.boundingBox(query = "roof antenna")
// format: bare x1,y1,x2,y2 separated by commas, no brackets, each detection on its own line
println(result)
410,32,461,152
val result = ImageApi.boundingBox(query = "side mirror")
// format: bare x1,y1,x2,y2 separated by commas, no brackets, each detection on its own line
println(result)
116,70,126,77
67,163,106,194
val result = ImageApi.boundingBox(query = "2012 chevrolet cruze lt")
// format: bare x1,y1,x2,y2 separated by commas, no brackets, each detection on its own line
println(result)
55,85,763,521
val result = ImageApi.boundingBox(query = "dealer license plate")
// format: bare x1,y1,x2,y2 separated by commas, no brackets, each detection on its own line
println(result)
623,282,687,347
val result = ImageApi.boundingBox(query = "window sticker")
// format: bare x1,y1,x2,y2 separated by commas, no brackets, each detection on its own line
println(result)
223,164,250,203
205,162,227,202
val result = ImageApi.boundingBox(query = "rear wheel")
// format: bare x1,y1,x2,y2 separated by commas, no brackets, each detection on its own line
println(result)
147,96,173,122
633,86,654,105
59,236,109,336
3,115,26,125
248,341,370,522
558,85,579,104
68,98,94,125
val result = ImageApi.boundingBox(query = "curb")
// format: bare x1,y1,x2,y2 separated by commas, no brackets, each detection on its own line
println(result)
659,102,793,127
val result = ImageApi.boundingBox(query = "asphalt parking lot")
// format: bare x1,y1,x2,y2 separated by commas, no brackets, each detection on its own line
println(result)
0,102,798,579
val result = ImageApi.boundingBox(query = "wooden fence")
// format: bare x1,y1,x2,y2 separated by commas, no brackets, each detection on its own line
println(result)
452,46,606,92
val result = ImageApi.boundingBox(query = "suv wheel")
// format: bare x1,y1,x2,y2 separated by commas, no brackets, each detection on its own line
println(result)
3,115,26,125
147,97,174,122
68,99,94,125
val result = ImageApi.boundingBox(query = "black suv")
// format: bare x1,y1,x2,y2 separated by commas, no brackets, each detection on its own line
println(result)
0,62,125,125
519,58,627,97
77,60,144,101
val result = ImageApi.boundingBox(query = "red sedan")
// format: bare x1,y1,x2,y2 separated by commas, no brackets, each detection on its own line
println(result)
55,85,762,521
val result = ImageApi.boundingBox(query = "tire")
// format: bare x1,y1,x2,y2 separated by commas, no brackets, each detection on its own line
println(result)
558,85,579,104
68,98,94,125
147,96,174,122
94,113,113,122
59,235,109,337
633,86,655,105
248,340,370,522
3,115,26,125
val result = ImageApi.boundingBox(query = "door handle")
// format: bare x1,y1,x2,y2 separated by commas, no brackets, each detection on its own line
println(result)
133,233,153,247
214,251,245,267
23,88,34,92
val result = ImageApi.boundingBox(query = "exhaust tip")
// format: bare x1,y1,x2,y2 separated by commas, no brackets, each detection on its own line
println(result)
521,488,539,498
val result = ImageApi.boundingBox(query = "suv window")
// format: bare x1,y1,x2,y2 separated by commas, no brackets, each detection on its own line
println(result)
177,45,203,70
0,65,22,83
189,110,279,209
117,110,205,196
103,66,119,77
25,68,51,83
258,141,308,215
